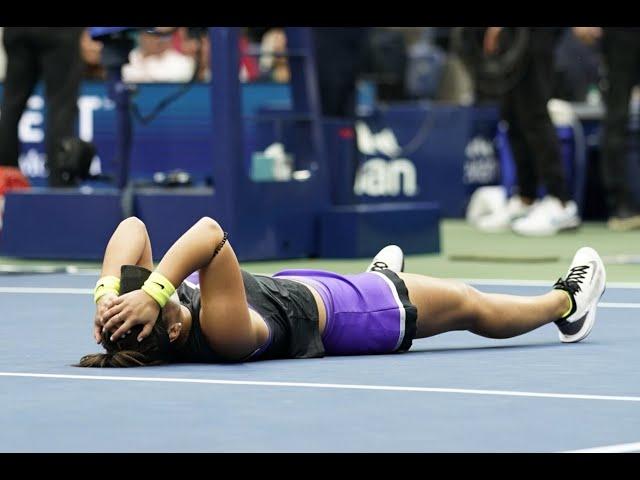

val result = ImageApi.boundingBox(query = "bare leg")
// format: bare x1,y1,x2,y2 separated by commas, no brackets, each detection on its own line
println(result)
398,273,569,339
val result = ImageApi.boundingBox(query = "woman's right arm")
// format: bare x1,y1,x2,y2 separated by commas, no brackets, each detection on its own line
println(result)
93,217,154,342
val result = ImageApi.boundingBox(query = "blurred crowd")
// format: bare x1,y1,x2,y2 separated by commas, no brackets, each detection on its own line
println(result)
1,27,639,233
0,27,608,105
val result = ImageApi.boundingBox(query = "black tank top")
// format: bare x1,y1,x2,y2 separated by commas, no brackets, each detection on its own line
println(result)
170,270,325,363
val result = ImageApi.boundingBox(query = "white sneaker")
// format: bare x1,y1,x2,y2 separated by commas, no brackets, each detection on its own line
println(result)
553,247,606,343
366,245,404,273
466,186,506,226
476,195,533,233
511,196,580,236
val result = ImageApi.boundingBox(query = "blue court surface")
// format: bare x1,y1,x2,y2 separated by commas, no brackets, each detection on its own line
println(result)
2,272,639,453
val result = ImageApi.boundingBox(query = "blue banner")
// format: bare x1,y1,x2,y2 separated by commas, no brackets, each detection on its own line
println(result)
324,105,501,217
1,80,502,217
0,81,292,186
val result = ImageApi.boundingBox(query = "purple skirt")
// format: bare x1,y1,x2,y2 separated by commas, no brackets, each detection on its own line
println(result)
273,269,418,356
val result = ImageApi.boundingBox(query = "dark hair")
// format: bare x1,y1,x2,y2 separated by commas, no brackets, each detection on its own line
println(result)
78,264,177,367
76,317,172,368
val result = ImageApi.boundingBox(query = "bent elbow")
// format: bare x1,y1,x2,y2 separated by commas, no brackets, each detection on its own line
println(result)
197,216,224,237
120,216,147,231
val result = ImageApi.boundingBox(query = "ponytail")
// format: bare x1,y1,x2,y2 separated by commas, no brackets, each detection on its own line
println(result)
76,322,171,368
76,350,166,368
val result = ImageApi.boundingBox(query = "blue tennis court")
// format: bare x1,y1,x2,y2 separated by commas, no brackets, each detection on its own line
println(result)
2,271,639,453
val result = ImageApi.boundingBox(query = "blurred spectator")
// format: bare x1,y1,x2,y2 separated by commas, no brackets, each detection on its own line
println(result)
246,27,271,46
258,28,290,83
0,28,6,81
173,28,259,83
122,31,195,83
434,27,475,104
80,29,105,80
172,28,210,82
239,32,260,83
0,27,84,188
314,27,370,118
364,28,408,102
574,27,640,230
400,28,448,100
553,29,602,102
478,27,580,236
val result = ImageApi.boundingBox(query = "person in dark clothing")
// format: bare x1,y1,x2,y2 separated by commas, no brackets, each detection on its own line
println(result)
574,27,640,231
0,27,83,188
245,27,272,45
365,28,408,102
478,27,580,236
313,28,369,118
77,216,605,367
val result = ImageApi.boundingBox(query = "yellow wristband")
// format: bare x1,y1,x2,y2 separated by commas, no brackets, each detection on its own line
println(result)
141,271,176,308
94,276,121,303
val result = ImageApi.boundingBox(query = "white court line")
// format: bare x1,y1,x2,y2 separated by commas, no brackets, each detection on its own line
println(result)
2,372,640,403
1,288,639,310
601,302,640,309
258,276,640,290
68,270,101,276
462,278,640,289
0,287,92,294
562,441,640,453
2,274,640,290
1,287,639,310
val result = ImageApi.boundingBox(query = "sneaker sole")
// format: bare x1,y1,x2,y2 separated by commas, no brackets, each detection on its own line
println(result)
559,264,606,344
558,296,598,343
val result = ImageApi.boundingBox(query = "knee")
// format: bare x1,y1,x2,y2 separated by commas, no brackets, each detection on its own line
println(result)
460,284,486,328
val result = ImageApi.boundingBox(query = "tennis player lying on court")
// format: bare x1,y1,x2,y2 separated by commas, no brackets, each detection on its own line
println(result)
78,216,606,367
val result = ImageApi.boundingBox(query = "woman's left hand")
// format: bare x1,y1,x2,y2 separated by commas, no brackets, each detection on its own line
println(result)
101,290,161,342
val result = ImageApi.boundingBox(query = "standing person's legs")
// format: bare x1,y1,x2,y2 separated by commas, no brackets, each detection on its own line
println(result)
474,88,536,232
509,36,581,236
0,28,39,169
512,43,568,203
39,28,82,187
502,94,538,202
600,30,639,224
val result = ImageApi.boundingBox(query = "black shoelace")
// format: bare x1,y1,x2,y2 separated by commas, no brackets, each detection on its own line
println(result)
553,265,590,321
370,261,389,271
554,265,589,295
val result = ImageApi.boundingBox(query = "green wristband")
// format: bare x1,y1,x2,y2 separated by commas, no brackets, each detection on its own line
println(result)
141,271,176,308
94,276,121,303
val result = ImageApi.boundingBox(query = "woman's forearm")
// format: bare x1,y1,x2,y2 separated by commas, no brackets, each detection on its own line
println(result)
100,217,151,278
154,217,225,287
